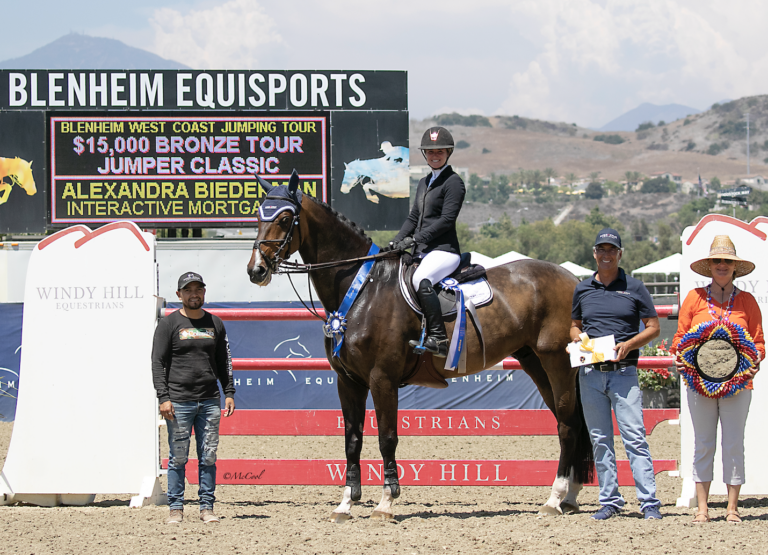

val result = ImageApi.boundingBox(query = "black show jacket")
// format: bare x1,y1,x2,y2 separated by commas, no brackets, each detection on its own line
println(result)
393,165,465,255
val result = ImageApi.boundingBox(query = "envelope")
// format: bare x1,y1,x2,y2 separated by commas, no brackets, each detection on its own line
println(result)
567,333,617,368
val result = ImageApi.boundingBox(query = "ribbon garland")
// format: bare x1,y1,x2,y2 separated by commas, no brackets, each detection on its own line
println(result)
323,243,380,357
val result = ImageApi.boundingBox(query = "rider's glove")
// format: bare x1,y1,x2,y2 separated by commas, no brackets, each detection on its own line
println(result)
394,237,415,251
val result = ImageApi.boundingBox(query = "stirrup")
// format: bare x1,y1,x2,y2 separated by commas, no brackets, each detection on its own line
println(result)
409,327,428,355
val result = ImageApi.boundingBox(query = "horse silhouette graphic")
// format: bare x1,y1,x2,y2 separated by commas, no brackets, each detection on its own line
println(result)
339,141,409,204
0,157,36,206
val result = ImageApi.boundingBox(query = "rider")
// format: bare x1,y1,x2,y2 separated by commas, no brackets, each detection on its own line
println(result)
391,126,466,357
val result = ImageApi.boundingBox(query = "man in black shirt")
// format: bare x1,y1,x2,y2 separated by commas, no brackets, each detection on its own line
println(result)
152,272,235,524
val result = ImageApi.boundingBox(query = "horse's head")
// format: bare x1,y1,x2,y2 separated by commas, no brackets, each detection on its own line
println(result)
15,158,36,196
247,170,304,286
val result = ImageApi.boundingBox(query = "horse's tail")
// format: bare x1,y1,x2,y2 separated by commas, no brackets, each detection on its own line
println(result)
572,376,595,485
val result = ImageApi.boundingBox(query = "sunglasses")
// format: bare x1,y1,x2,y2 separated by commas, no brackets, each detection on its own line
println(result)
710,258,735,265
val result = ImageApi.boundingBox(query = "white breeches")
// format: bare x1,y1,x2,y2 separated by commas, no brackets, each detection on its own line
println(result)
412,250,461,290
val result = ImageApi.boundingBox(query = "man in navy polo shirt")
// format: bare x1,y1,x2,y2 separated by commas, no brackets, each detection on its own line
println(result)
570,228,663,520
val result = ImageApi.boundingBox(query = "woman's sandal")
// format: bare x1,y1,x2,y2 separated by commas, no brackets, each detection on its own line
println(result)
693,511,710,523
726,511,742,523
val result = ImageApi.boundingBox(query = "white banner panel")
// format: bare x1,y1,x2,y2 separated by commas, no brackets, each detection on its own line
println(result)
677,215,768,506
0,222,159,498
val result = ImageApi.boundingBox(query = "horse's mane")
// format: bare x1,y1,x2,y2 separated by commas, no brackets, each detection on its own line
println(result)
307,195,372,244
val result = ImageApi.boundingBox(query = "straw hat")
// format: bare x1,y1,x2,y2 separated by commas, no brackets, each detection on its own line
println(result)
690,235,755,278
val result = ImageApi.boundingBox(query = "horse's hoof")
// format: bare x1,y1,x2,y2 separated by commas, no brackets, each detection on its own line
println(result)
329,511,352,523
370,510,395,521
537,505,564,516
560,502,580,515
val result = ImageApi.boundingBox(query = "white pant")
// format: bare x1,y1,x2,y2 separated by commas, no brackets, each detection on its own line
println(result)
686,387,751,485
412,250,461,290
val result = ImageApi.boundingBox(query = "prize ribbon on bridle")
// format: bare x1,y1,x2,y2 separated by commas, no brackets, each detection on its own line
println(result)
677,319,758,399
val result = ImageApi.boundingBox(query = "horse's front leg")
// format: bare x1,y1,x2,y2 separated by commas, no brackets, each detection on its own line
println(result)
369,369,400,520
330,371,368,523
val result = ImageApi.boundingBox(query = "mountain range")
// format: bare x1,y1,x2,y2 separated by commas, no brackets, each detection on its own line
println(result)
599,102,701,132
0,33,187,70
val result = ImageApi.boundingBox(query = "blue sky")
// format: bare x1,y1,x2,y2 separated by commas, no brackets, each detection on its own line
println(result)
2,0,765,128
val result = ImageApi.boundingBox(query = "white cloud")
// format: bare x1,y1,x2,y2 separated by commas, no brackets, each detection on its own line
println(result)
150,0,283,69
495,0,768,127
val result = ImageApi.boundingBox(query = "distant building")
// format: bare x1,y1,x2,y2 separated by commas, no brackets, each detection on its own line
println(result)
737,175,767,191
650,171,682,184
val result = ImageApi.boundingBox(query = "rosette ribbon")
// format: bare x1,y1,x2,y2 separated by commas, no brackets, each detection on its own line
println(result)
677,319,758,399
323,243,379,357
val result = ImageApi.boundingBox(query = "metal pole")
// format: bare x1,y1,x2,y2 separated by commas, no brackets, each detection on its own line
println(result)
747,112,750,176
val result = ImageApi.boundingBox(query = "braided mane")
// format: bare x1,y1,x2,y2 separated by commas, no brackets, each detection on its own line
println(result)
307,195,372,244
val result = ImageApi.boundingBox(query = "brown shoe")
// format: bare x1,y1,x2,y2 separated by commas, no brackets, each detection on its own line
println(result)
167,509,183,524
200,508,220,523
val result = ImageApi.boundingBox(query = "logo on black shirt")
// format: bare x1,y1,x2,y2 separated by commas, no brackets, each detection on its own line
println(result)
179,328,215,340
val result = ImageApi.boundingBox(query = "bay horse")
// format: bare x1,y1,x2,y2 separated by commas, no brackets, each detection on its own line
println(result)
247,173,593,522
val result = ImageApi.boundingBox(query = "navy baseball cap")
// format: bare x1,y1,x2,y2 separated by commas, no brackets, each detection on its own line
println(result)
594,228,622,249
178,271,206,290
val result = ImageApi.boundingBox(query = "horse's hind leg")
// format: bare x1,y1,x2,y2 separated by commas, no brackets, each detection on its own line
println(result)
368,369,400,520
330,372,368,523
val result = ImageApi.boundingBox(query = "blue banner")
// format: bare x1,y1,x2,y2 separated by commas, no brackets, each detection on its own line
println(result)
0,301,546,420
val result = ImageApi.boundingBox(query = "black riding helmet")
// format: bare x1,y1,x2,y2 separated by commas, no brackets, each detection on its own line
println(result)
419,126,454,163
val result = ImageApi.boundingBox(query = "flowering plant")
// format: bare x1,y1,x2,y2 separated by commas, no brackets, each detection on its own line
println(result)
638,340,677,391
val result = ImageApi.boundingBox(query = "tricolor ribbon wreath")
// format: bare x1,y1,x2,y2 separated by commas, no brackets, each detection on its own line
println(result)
677,320,758,399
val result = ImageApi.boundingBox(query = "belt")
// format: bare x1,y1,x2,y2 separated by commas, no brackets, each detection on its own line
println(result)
593,362,633,372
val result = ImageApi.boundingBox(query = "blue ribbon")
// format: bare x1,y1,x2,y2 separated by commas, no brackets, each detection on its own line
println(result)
323,243,380,357
441,278,467,371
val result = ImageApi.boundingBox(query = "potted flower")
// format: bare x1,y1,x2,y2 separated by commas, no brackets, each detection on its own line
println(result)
639,339,677,408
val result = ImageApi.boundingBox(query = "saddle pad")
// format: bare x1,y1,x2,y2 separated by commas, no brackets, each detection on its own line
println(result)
399,260,493,316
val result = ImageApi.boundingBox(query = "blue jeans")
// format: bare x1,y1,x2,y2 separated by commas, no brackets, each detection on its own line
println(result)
579,365,660,510
166,398,221,510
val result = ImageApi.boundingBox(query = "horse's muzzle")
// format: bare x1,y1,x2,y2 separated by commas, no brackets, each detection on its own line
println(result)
248,264,271,286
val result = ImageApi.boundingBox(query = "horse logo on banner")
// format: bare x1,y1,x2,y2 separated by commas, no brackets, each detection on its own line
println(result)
0,157,36,206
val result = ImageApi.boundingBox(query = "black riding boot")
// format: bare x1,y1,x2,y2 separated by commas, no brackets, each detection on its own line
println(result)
409,279,449,357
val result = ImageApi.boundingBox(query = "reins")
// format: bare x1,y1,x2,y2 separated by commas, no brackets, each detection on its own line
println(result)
254,201,402,321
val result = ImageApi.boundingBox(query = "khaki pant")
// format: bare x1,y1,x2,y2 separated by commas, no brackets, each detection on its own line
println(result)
687,387,751,485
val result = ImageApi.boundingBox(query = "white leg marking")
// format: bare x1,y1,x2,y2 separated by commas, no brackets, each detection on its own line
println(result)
329,486,354,523
539,475,570,516
371,487,395,520
561,477,583,514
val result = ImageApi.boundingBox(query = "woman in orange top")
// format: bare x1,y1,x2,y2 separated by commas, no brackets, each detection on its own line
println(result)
671,235,764,524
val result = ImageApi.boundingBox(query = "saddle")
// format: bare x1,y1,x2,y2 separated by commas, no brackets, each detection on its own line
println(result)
399,253,493,316
397,253,492,388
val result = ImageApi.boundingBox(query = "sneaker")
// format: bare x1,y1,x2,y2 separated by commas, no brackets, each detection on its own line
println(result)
591,505,620,520
643,505,663,520
200,508,220,523
167,509,183,524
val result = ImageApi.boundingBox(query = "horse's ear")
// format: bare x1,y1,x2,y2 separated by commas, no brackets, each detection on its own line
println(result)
256,175,274,194
288,169,300,194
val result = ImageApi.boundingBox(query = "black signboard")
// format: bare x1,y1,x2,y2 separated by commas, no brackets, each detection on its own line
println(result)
48,112,328,226
0,69,408,233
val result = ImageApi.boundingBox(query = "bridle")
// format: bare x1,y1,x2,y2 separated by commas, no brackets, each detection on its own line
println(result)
252,208,302,275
